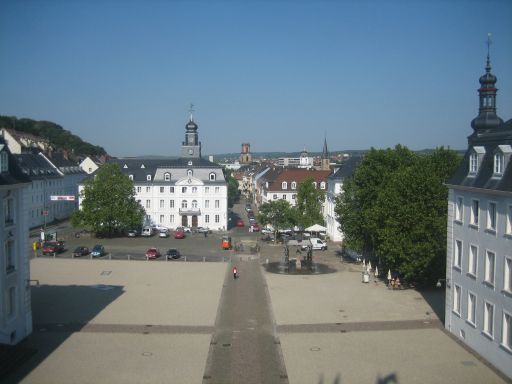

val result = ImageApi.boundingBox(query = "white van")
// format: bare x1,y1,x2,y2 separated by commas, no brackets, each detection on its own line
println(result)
301,237,327,251
141,226,153,237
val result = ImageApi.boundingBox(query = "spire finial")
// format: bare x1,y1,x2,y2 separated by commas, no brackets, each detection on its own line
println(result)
189,103,195,121
486,33,492,72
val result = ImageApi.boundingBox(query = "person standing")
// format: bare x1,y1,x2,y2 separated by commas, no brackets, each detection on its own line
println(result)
233,266,238,279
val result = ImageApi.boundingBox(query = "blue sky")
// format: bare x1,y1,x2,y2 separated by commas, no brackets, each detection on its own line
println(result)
1,0,511,157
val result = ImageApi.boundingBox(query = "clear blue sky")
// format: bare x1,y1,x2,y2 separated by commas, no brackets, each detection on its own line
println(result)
1,0,511,157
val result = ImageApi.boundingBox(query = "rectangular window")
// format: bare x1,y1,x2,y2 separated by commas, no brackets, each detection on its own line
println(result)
159,215,164,223
273,194,278,199
504,257,512,293
453,285,461,316
215,187,220,193
503,311,512,350
160,187,164,193
160,200,164,208
5,240,15,273
170,215,174,223
215,200,220,208
282,194,286,200
468,245,478,276
205,200,210,209
292,194,296,200
146,187,151,193
507,206,512,235
192,187,197,193
484,250,495,286
471,200,479,226
182,187,187,193
7,287,15,318
170,200,174,208
4,198,14,224
205,215,210,223
487,202,497,231
137,187,141,193
455,196,463,222
146,200,151,209
467,292,476,325
170,187,174,193
215,214,220,223
454,240,462,269
484,301,494,338
205,187,209,194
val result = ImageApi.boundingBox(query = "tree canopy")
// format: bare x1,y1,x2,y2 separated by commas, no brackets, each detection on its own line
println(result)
257,199,295,232
335,146,460,286
295,176,325,228
71,163,145,236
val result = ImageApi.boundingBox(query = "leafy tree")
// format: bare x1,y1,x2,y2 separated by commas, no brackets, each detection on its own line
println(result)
223,169,239,208
257,199,295,239
294,176,325,228
335,146,460,286
71,163,145,236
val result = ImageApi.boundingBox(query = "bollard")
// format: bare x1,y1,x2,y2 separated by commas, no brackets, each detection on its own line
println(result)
203,256,206,262
127,254,131,261
184,255,187,262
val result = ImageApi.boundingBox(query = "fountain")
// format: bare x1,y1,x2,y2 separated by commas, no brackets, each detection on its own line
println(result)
265,244,335,275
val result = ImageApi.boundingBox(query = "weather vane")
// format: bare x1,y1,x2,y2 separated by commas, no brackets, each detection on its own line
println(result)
188,103,195,121
487,33,492,58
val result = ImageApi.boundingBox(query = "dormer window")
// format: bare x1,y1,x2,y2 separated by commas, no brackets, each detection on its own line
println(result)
141,164,145,169
313,181,317,189
146,174,152,181
128,174,134,181
494,153,504,175
320,182,326,189
123,164,128,169
188,161,193,166
468,146,485,176
282,181,287,189
164,172,171,181
291,181,297,190
209,172,216,181
187,169,193,177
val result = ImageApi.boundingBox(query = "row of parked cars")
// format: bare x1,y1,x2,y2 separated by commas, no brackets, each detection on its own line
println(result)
127,226,210,239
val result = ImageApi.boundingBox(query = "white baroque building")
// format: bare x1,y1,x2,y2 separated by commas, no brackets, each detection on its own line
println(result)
103,115,228,230
0,138,32,345
445,49,512,379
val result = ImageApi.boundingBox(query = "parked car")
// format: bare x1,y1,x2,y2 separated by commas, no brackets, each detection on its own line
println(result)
152,224,168,232
91,244,105,257
42,241,65,255
301,237,328,251
250,223,261,232
166,248,181,260
261,227,273,234
196,227,211,234
126,229,138,237
245,204,252,211
249,217,256,223
145,248,161,260
141,226,153,237
159,229,169,238
236,219,244,227
180,226,192,233
174,229,185,239
72,246,90,257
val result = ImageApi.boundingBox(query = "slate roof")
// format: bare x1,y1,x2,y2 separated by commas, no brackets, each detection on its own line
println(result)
328,156,362,181
0,139,31,186
109,157,226,184
13,153,62,180
447,118,512,193
47,153,85,175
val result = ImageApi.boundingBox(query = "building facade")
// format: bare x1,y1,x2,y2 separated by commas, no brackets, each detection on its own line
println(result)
106,116,228,231
0,138,32,345
445,49,512,379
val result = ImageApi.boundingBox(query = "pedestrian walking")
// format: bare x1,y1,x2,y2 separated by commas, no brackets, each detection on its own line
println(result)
233,266,238,279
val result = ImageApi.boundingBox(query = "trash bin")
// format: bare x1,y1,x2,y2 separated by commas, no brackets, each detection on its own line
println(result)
362,272,370,283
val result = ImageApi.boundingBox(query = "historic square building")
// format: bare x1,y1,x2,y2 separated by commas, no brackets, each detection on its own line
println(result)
445,46,512,379
110,114,228,231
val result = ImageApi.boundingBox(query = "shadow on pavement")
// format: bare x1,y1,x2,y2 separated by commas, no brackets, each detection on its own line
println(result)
418,288,445,323
316,372,399,384
3,284,124,383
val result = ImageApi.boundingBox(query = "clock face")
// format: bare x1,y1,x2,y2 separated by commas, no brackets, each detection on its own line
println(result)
188,149,193,155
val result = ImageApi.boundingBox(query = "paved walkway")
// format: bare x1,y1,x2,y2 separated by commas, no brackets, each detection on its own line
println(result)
202,255,288,384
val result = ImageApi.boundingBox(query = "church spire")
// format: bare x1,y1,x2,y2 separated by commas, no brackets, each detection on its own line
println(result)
322,136,329,159
470,33,503,133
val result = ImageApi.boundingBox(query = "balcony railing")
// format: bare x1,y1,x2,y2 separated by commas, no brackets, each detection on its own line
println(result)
179,208,201,216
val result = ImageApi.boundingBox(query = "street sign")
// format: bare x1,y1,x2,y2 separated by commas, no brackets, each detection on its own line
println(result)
50,195,76,201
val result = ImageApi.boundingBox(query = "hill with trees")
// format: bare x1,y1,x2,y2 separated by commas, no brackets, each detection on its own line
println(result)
0,115,107,158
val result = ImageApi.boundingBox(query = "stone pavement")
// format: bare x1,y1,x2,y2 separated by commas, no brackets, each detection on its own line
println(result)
5,250,510,383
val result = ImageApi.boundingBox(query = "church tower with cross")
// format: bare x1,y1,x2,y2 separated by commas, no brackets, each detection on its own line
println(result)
181,105,202,158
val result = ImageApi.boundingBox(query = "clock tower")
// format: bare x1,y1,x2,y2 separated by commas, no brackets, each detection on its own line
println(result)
181,112,202,158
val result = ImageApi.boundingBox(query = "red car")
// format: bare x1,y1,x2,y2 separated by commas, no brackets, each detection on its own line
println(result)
145,248,161,260
174,230,185,239
250,223,261,232
236,219,244,227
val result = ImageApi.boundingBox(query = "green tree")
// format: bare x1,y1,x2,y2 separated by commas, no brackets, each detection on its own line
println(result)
223,169,240,208
71,163,145,237
335,146,460,286
295,176,325,228
257,199,295,239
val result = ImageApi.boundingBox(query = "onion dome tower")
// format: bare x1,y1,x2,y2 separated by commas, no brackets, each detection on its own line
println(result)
470,34,504,136
181,104,202,158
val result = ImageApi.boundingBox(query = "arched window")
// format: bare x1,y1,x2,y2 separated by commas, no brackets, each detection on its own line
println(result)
209,172,216,181
181,200,188,209
187,169,193,177
282,181,287,189
128,174,134,180
146,174,152,181
291,181,297,190
192,200,198,209
164,172,171,181
313,181,317,189
320,182,326,189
